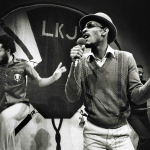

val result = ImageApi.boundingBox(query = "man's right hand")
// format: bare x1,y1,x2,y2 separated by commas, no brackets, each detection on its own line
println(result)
70,45,85,62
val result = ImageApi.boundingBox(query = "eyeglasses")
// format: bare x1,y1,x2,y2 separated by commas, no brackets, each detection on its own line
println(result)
83,21,103,30
138,71,144,75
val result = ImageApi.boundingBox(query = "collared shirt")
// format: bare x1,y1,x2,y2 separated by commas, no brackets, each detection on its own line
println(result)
87,45,115,67
0,55,40,104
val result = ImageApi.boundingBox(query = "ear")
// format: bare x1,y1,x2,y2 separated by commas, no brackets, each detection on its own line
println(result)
6,49,11,54
102,27,109,36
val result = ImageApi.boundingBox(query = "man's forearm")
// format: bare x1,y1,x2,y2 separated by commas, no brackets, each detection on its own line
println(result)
38,75,57,87
65,62,82,102
131,78,150,104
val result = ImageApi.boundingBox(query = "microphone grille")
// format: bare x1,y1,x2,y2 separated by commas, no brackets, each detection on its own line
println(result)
76,38,86,45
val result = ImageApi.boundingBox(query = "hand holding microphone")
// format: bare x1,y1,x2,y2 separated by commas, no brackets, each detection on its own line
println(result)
70,38,86,67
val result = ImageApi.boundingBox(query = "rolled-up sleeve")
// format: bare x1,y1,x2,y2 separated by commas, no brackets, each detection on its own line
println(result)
65,62,82,103
128,53,150,104
25,62,40,81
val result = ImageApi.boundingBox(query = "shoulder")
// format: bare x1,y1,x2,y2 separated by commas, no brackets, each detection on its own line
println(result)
15,57,34,68
114,50,133,59
14,57,28,63
114,49,132,55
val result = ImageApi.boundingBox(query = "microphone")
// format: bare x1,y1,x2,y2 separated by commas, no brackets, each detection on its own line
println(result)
74,38,86,67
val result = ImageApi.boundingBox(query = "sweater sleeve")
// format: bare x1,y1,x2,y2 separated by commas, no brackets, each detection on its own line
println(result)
128,53,150,104
65,61,82,103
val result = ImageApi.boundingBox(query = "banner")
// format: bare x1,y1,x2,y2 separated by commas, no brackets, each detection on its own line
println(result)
0,4,86,118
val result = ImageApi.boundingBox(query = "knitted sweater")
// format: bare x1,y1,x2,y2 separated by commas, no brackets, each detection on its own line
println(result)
65,47,150,129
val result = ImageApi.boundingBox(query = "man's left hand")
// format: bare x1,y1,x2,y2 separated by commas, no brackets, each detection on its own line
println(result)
52,62,67,81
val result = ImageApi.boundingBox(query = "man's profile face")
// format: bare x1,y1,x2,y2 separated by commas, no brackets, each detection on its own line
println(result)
0,43,9,65
82,21,104,48
137,67,144,81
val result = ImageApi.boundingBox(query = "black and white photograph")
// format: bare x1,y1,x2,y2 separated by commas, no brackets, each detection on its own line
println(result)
0,0,150,150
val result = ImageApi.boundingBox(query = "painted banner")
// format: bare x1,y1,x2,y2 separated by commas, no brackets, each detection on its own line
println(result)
0,4,86,118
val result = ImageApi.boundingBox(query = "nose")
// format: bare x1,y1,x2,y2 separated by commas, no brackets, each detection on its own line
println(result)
82,28,87,35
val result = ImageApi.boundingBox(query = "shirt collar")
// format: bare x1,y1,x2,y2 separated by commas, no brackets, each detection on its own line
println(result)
13,55,20,63
87,45,115,62
7,55,20,66
106,45,115,58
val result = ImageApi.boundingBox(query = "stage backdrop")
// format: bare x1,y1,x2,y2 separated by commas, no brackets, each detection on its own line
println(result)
0,4,86,118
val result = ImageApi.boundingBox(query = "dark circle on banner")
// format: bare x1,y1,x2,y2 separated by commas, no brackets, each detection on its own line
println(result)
26,5,85,118
0,4,86,118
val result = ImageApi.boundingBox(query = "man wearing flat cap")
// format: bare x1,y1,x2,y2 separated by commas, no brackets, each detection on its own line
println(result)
65,12,150,150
